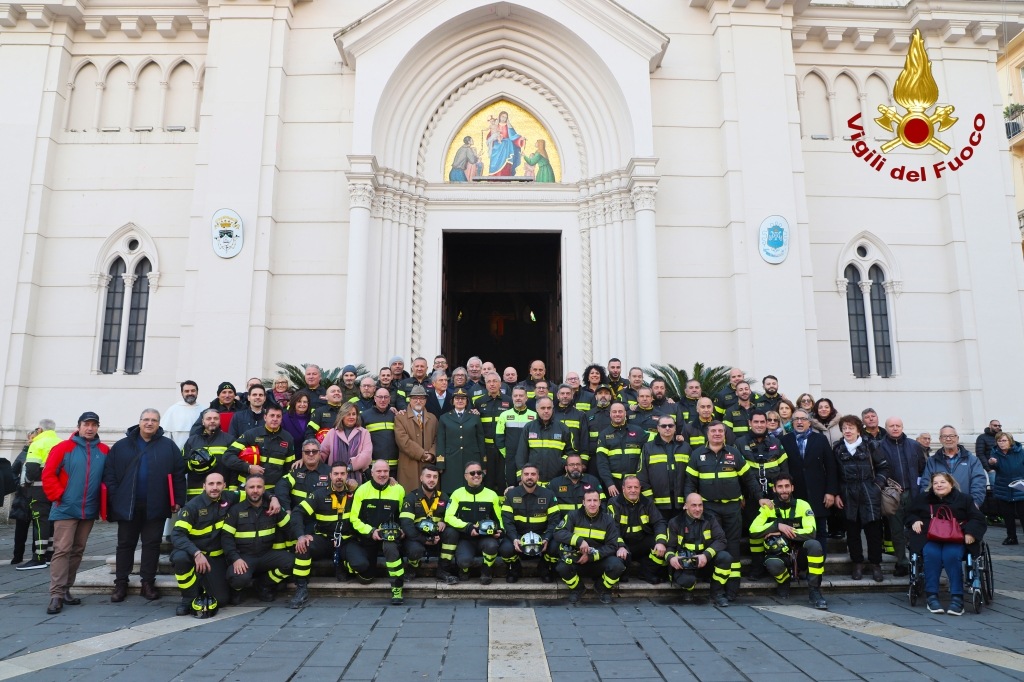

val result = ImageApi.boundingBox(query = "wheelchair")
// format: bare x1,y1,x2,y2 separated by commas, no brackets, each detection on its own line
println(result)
908,541,993,614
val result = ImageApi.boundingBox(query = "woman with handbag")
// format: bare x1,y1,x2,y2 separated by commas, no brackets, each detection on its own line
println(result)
905,472,986,615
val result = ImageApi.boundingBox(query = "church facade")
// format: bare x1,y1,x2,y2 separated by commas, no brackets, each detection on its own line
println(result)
2,0,1023,444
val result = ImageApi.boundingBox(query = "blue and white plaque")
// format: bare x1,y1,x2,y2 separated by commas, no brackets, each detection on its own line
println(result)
758,215,790,265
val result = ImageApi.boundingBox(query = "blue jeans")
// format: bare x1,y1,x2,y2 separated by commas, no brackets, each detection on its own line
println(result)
923,541,963,597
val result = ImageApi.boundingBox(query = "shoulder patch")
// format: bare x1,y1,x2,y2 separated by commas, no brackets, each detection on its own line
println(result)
805,509,814,516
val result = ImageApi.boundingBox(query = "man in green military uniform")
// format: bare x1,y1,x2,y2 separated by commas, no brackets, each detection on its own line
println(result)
437,389,486,494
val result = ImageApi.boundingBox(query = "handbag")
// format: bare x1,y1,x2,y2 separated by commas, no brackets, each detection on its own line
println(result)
927,504,964,543
880,478,903,517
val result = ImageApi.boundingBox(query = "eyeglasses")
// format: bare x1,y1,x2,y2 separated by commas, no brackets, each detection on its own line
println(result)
302,449,319,455
467,471,483,476
792,417,810,422
941,434,958,439
993,424,1002,429
657,424,675,429
766,418,780,423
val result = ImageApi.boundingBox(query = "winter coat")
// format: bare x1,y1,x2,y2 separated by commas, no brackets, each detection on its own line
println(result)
103,425,186,521
989,443,1024,503
976,428,1000,466
876,433,927,497
811,412,843,447
832,438,889,524
43,433,109,521
319,426,373,480
395,409,438,492
905,487,986,543
921,446,987,509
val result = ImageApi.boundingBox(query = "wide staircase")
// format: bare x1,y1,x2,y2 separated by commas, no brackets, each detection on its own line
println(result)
74,536,910,601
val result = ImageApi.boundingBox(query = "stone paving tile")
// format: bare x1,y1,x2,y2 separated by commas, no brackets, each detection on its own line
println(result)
288,667,343,682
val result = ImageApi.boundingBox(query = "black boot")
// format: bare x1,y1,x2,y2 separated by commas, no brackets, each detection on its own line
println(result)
176,596,192,616
289,580,309,609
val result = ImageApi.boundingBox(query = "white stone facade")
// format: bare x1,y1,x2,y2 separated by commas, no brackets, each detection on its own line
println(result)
2,0,1023,448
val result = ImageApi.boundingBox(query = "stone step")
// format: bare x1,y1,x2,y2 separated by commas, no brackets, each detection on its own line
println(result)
71,564,906,601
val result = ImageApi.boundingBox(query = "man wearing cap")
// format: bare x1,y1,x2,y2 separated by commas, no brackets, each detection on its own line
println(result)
437,388,486,495
104,408,187,603
389,356,410,382
207,382,241,433
340,365,360,403
42,412,109,614
395,384,438,491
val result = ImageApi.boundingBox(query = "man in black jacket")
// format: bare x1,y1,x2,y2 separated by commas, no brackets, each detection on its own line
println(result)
780,409,837,554
104,409,186,603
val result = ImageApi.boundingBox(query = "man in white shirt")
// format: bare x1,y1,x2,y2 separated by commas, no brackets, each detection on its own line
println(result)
163,381,203,449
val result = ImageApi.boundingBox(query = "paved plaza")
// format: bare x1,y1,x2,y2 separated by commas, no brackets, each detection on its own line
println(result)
0,520,1023,681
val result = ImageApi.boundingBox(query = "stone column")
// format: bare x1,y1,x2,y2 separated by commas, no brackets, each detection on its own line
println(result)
631,185,661,365
344,182,375,365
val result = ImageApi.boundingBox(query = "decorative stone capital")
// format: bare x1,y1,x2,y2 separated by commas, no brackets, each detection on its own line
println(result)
90,272,112,292
883,279,903,297
857,280,873,295
121,273,138,288
146,271,160,292
835,278,848,295
630,186,657,212
348,183,375,210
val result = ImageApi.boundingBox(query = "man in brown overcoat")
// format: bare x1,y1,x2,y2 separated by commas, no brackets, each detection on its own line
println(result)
395,385,438,491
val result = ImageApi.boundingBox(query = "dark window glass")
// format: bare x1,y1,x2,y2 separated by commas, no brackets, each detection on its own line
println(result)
124,259,151,375
100,259,126,374
869,265,892,378
845,265,870,378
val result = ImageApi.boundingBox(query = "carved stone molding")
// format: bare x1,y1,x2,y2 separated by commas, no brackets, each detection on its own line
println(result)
90,272,112,293
146,271,160,292
883,279,903,298
348,182,375,210
857,280,873,295
836,278,848,295
630,186,657,212
418,68,585,178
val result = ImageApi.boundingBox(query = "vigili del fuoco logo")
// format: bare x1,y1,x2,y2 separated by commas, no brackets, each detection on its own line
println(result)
846,29,985,182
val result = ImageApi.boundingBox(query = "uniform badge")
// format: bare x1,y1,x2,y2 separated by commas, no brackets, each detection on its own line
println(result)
513,497,523,503
559,486,568,492
197,509,207,516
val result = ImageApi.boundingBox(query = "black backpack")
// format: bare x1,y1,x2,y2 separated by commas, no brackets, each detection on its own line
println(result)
0,458,16,497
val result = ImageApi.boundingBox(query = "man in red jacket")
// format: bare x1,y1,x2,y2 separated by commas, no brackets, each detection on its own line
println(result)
41,412,109,614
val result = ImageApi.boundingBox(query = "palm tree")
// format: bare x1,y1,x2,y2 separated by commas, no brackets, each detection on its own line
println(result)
643,362,733,401
271,362,369,390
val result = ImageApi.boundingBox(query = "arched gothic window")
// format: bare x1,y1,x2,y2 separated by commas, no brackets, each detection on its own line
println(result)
837,233,901,379
844,265,871,378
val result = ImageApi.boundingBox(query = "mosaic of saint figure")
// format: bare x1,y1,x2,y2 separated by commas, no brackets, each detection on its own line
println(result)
523,139,554,183
486,111,525,176
449,135,483,182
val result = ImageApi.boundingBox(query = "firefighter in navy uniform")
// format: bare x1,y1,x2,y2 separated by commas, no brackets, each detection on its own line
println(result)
627,387,661,436
553,488,626,604
683,398,736,448
277,439,332,511
638,417,690,518
348,459,407,604
721,381,758,439
608,475,668,583
684,421,770,601
287,461,353,608
553,384,590,461
475,373,512,493
362,388,399,475
400,465,459,583
549,454,604,516
585,385,615,463
182,409,234,498
737,411,790,579
595,402,648,498
494,387,536,488
221,475,295,604
304,385,345,441
445,461,504,584
514,398,574,486
749,474,828,609
665,493,732,606
222,405,295,493
499,463,560,583
170,472,241,616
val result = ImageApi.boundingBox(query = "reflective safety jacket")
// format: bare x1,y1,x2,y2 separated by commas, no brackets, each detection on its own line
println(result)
586,408,612,460
291,486,353,540
515,419,574,484
553,508,623,560
221,496,293,560
748,496,817,541
722,403,756,437
684,445,763,505
682,419,735,449
222,425,295,489
171,490,243,557
549,474,604,515
572,390,595,414
495,408,536,459
664,512,726,563
594,423,648,490
626,407,661,437
361,407,398,468
501,484,558,541
399,487,450,540
349,479,405,537
736,433,790,496
182,429,234,498
638,438,691,511
277,462,332,510
476,394,512,448
305,403,341,441
446,485,503,536
554,403,590,455
607,494,667,546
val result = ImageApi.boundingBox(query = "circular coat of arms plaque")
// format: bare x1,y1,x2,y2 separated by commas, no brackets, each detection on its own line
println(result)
758,215,789,265
211,208,243,259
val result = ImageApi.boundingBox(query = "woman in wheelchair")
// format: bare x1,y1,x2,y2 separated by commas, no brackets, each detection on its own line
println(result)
905,472,986,615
